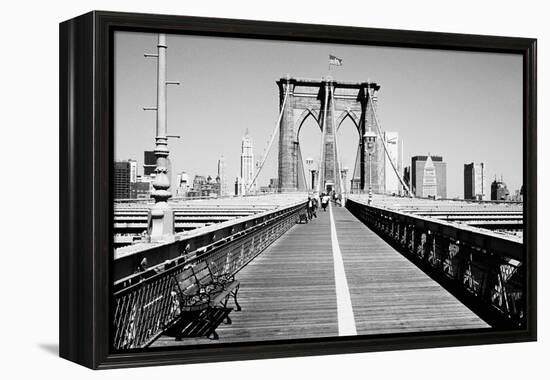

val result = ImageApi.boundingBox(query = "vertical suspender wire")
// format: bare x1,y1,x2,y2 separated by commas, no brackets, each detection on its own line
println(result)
368,88,413,197
247,86,290,193
298,144,309,192
399,136,405,194
330,85,344,196
317,83,330,194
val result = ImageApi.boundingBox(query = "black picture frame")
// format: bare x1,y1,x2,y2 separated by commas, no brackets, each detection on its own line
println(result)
59,10,537,369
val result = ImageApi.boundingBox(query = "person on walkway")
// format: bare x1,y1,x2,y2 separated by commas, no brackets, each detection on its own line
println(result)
307,196,313,220
336,192,342,207
321,193,330,212
311,195,318,218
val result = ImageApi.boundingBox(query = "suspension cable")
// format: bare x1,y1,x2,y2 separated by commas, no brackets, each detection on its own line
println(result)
298,144,309,191
368,88,413,197
247,86,290,192
330,85,344,194
317,84,330,193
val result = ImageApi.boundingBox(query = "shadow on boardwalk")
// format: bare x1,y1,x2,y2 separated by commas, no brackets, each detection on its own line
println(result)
154,205,488,347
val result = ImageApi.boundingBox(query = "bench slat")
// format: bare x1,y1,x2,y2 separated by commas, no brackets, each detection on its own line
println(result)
210,281,240,305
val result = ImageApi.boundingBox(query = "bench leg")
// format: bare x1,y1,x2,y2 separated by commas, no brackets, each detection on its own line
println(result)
232,286,241,312
222,297,232,324
207,329,219,340
224,314,232,325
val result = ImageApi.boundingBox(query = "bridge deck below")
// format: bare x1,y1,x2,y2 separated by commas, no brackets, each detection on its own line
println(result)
154,204,488,346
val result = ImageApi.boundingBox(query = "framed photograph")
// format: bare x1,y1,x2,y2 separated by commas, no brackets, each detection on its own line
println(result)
59,11,537,369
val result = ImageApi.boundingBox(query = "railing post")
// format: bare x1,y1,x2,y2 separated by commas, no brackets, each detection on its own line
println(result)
401,224,408,247
443,238,460,279
408,226,415,254
425,231,435,263
429,234,446,269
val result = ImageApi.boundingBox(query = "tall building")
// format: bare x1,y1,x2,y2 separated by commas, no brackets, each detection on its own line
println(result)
188,175,218,198
114,161,131,199
403,166,411,194
175,171,190,197
510,189,523,202
234,177,243,196
129,181,151,199
133,175,153,199
421,156,438,197
214,175,222,196
464,162,486,200
491,178,510,201
218,155,228,196
240,130,255,195
411,155,447,198
143,150,156,176
144,150,172,189
129,159,138,183
384,131,399,194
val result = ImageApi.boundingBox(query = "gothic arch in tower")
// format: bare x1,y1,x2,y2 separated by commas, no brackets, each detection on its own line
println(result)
276,77,382,193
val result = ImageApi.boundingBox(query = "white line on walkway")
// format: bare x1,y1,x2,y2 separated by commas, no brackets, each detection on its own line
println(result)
328,203,357,336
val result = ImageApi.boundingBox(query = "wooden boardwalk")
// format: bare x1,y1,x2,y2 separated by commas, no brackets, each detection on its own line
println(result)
154,204,488,347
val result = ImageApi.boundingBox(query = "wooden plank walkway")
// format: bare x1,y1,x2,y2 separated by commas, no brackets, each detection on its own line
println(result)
332,205,488,334
154,204,488,347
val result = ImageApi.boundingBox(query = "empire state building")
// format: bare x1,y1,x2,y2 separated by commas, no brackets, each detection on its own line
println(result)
240,129,255,194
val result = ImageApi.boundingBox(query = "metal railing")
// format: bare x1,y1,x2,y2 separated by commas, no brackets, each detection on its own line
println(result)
113,201,307,350
346,199,525,329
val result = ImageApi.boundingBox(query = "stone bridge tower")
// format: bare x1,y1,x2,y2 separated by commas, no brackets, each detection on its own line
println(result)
276,77,383,194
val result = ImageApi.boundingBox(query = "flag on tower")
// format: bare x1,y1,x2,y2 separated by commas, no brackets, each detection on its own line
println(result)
329,54,343,66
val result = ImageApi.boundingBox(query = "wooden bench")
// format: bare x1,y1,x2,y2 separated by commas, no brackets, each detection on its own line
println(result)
166,260,241,340
298,212,309,224
192,260,241,318
167,307,233,341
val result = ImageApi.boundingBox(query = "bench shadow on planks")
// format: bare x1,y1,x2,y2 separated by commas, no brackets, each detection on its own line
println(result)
163,259,241,341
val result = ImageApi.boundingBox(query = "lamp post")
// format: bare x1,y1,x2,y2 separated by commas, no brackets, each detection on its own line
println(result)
364,128,377,205
143,33,180,242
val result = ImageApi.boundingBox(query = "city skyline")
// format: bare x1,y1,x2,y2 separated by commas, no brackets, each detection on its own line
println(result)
114,32,522,198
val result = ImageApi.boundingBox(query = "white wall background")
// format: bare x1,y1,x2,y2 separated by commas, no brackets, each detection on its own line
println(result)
0,0,546,378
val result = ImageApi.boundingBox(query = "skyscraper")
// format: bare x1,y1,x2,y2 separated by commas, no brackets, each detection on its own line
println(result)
175,171,190,197
143,150,156,176
114,161,131,199
144,150,172,189
129,159,138,183
403,166,411,194
384,131,399,194
422,156,438,197
218,155,228,196
129,181,151,199
464,162,486,200
491,178,510,201
240,130,255,195
411,155,447,198
234,177,243,196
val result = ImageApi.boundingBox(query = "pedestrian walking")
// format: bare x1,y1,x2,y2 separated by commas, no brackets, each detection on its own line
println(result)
321,193,330,212
307,196,313,220
311,196,318,218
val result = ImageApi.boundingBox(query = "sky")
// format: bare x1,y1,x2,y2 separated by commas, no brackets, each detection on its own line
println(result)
114,31,523,198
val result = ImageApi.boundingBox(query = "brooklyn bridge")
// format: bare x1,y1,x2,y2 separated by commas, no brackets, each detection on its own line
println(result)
112,35,524,350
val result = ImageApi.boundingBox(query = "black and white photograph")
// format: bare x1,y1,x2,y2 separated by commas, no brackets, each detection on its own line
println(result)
0,0,550,374
3,0,549,376
112,30,527,351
